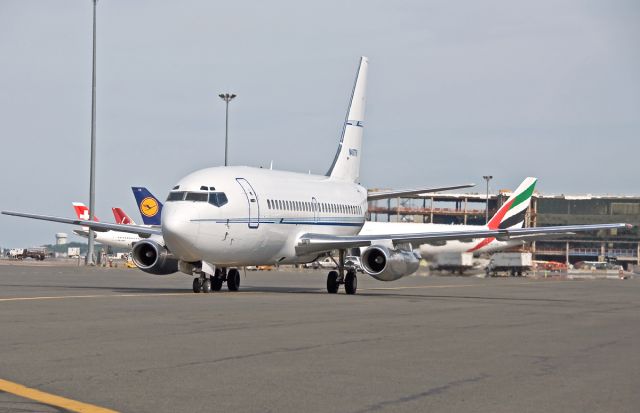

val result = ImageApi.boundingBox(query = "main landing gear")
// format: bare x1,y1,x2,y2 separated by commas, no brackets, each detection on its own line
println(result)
193,267,240,293
326,250,358,295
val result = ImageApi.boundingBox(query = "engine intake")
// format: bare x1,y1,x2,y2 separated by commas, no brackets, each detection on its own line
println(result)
131,240,179,275
361,245,420,281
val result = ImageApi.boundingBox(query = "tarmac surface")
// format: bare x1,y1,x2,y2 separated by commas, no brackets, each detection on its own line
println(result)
0,263,639,413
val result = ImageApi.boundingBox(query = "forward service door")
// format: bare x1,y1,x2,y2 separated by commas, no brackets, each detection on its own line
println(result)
236,178,260,229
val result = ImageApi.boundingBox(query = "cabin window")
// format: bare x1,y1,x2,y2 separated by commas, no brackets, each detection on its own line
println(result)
166,191,186,201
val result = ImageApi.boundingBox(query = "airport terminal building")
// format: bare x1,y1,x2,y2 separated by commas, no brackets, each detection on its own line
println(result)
368,191,640,267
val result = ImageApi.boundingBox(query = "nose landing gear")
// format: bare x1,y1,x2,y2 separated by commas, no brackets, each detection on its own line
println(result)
326,250,358,295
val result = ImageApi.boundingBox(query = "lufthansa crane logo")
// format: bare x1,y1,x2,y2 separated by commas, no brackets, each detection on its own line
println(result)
140,197,159,217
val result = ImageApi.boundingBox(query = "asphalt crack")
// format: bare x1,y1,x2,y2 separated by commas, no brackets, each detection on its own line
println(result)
351,373,490,412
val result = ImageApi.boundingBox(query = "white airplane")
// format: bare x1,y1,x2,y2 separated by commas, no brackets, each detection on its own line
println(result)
3,57,629,295
71,202,141,249
361,177,538,258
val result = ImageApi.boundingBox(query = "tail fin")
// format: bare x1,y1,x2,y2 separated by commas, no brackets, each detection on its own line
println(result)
487,177,537,230
112,207,136,225
72,202,99,222
131,187,163,225
326,56,368,182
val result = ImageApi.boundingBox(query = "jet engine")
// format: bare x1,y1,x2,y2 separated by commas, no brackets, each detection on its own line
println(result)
131,240,179,275
361,245,420,281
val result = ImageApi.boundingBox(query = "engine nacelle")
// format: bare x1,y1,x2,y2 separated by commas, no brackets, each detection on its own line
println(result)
131,240,179,275
361,245,420,281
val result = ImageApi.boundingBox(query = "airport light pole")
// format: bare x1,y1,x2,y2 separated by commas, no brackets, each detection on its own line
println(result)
218,93,236,166
483,175,493,224
86,0,98,266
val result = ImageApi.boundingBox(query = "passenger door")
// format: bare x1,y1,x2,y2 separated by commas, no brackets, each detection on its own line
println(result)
236,178,260,229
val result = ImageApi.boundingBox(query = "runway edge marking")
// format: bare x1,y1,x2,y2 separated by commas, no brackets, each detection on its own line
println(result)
0,378,118,413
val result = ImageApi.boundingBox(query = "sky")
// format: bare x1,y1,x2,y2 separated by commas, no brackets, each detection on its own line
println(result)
1,0,639,247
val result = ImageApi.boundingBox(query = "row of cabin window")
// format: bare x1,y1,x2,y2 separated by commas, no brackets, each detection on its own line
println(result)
266,199,362,215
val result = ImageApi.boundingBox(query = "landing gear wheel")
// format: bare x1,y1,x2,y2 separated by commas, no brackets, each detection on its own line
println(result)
201,278,212,293
192,277,202,293
227,268,240,291
327,270,339,294
211,275,223,291
345,270,357,295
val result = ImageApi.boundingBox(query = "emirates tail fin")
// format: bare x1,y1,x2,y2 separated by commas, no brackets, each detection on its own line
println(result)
487,177,537,230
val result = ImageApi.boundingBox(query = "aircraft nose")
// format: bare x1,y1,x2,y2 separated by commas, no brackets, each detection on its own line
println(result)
162,204,200,261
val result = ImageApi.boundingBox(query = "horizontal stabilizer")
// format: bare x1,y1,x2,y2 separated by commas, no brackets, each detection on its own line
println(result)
367,184,476,201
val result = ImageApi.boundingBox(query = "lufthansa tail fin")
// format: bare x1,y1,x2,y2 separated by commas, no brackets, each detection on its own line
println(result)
487,177,537,230
131,187,163,226
112,207,136,225
326,56,368,183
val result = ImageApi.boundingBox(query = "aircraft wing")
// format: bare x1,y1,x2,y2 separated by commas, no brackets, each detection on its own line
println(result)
2,211,162,237
295,223,630,255
367,184,475,201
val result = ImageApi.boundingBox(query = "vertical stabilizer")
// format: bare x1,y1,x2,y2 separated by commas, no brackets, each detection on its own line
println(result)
131,187,163,226
112,207,136,225
326,56,368,182
487,177,537,230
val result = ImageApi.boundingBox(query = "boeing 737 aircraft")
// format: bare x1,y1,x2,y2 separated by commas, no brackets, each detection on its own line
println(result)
3,57,629,295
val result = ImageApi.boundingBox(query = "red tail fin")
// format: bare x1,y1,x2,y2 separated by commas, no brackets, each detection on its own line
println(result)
72,202,99,221
112,207,135,225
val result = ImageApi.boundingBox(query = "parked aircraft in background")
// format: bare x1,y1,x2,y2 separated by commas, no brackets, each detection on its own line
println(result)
360,177,538,258
72,203,140,249
4,57,629,295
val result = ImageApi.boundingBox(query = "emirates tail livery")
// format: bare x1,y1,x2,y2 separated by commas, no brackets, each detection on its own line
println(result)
360,177,538,258
3,57,629,295
72,203,141,248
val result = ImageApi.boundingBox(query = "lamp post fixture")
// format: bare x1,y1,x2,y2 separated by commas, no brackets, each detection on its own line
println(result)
483,175,493,224
218,93,236,166
86,0,98,266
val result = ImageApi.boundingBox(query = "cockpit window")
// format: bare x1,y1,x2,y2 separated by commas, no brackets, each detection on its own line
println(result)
209,192,228,207
185,192,208,202
167,191,186,201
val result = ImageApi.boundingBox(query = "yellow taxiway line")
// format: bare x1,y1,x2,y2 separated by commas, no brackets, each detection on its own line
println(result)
0,378,118,413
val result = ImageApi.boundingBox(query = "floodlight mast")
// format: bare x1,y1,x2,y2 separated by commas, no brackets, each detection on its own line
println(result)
483,175,493,224
86,0,98,266
218,93,236,167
